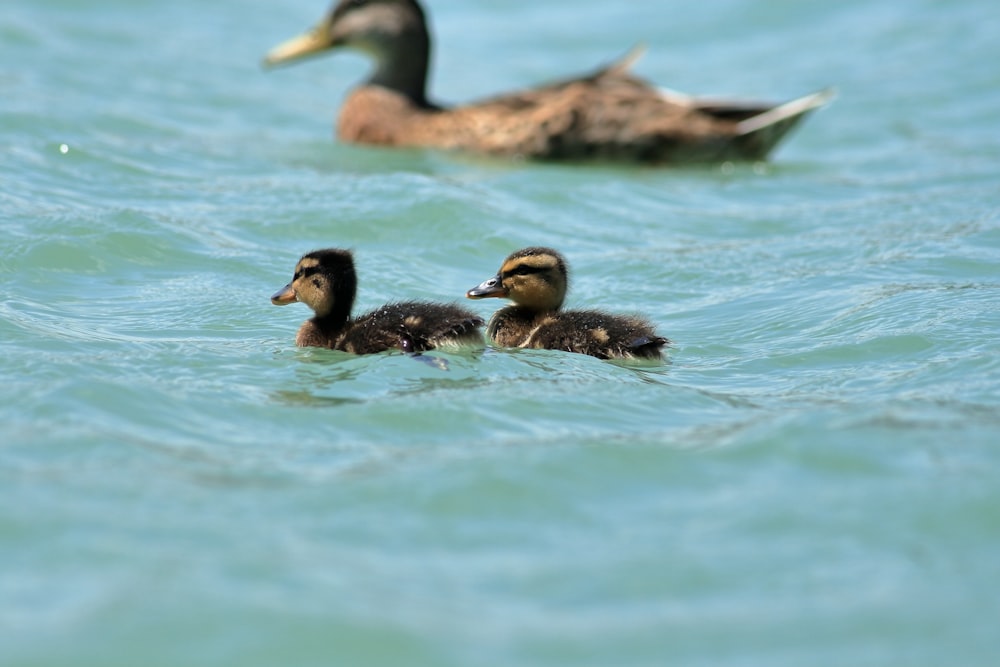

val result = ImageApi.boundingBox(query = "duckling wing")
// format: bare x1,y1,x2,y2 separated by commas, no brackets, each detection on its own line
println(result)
342,302,483,354
528,310,668,360
396,302,485,352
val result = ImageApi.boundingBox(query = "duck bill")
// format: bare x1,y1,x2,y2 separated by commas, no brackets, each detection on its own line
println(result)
466,275,507,300
263,27,333,68
271,284,297,305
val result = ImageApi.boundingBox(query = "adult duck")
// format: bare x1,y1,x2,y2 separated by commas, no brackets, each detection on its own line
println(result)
263,0,833,164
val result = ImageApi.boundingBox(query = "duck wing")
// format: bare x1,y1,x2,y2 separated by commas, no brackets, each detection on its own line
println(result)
418,48,831,163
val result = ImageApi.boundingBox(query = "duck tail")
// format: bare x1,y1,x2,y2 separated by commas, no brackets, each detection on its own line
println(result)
591,43,647,80
629,335,670,359
733,88,836,160
608,43,647,75
424,315,485,349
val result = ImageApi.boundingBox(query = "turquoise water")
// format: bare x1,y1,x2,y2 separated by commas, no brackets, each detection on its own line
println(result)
3,0,1000,665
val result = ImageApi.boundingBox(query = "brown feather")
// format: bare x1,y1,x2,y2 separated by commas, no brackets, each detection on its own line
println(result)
265,0,833,164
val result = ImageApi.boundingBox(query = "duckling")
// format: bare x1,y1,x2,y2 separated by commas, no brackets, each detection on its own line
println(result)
272,248,484,353
466,247,668,360
263,0,832,164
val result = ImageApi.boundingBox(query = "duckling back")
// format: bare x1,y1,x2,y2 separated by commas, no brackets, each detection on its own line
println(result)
342,301,484,355
489,306,667,360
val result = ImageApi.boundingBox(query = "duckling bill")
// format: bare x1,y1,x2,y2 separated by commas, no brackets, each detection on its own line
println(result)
467,247,668,360
272,248,483,353
264,0,833,164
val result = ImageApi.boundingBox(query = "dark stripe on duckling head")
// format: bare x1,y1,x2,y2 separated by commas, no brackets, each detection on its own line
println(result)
503,263,549,278
292,255,322,280
295,264,321,280
501,247,567,280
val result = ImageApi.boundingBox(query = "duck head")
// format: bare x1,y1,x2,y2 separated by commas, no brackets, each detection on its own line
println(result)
264,0,431,104
271,248,358,322
467,247,568,312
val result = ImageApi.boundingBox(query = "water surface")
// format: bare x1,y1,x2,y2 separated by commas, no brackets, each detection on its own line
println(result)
2,0,999,665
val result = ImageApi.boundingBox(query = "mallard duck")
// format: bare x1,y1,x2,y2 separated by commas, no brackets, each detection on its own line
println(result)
466,247,668,360
271,248,484,353
263,0,832,164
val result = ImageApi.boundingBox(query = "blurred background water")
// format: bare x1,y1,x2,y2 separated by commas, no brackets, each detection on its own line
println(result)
2,0,999,665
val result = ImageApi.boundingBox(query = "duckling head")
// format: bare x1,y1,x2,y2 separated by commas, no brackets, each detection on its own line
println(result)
467,247,568,312
271,248,357,321
264,0,431,104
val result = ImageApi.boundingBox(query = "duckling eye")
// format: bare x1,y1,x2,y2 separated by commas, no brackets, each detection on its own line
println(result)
505,265,545,278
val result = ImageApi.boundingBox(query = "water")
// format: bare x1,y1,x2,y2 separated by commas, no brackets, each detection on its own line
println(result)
3,0,1000,665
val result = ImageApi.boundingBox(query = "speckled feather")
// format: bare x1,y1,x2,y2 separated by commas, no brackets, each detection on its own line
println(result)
488,306,667,360
295,301,483,353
